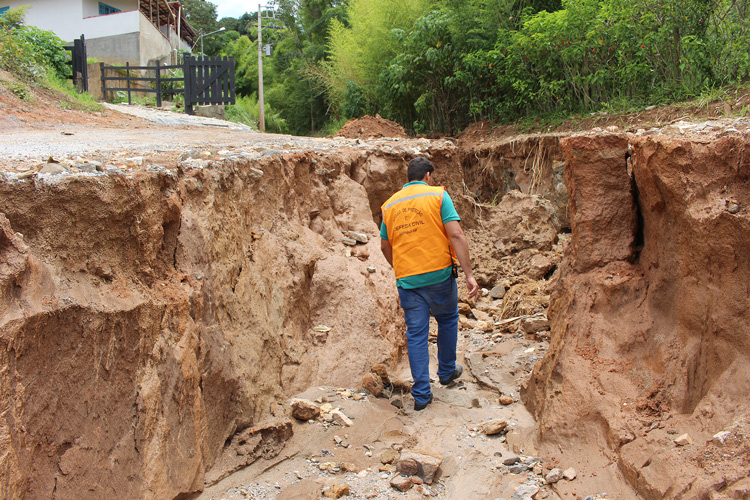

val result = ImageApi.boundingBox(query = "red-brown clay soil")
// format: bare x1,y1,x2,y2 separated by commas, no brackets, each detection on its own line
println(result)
335,115,409,139
1,73,750,500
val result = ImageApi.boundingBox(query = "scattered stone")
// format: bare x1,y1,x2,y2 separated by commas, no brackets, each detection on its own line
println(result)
291,399,321,421
39,164,68,174
333,435,344,444
396,450,443,484
489,285,506,299
248,167,264,179
728,203,741,214
562,468,577,481
479,419,508,435
78,163,98,173
331,409,353,427
499,396,515,405
509,464,529,474
713,430,731,446
366,266,376,273
512,482,540,500
342,237,357,246
521,316,550,333
323,484,350,498
15,170,35,180
318,462,340,472
380,449,399,464
362,372,384,397
390,474,414,492
674,433,692,446
472,309,491,322
346,231,369,243
320,403,334,414
390,398,403,409
126,156,144,166
340,462,358,472
545,468,563,484
340,390,352,399
503,455,521,466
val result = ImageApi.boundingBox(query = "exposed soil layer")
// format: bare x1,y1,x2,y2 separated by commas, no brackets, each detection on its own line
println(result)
523,126,750,499
335,115,409,140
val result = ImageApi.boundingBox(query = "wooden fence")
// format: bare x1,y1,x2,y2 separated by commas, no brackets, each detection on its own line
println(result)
65,35,88,93
100,55,235,114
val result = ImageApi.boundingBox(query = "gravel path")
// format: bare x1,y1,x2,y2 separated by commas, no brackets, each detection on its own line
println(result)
0,104,340,167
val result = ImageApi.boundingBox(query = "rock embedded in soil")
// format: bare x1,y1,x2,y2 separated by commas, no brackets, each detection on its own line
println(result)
479,418,509,435
331,409,353,427
545,468,563,484
380,449,399,464
489,284,506,299
562,468,577,480
674,433,692,446
499,396,515,405
521,316,550,333
291,399,321,421
323,483,350,498
396,450,443,484
713,430,731,446
512,481,540,500
390,474,414,492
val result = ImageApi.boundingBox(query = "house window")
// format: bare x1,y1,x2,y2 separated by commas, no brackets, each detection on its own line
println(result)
99,2,121,15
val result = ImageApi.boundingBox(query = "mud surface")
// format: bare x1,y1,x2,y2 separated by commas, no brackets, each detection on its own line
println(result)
2,82,750,500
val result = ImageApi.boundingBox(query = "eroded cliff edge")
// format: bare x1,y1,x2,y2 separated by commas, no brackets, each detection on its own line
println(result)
0,145,439,499
523,129,750,499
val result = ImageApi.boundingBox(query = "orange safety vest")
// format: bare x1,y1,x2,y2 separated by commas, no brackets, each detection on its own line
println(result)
381,184,456,279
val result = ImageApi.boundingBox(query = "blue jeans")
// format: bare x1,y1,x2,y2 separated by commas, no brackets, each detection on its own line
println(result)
397,277,459,405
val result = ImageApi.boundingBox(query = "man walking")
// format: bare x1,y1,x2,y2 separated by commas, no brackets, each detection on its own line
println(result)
380,157,479,411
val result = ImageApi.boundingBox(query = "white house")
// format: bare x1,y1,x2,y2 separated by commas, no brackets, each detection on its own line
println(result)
0,0,196,65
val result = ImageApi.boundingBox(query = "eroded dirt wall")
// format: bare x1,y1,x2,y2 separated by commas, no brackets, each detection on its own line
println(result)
0,148,430,499
458,134,569,228
523,131,750,498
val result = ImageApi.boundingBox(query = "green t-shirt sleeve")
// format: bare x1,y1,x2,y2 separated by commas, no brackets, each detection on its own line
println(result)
380,220,388,240
441,191,461,223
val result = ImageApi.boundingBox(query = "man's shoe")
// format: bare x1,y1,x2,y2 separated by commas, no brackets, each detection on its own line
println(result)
414,395,433,411
440,365,463,386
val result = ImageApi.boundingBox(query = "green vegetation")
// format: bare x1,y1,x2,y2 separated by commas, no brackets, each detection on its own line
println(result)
0,6,102,111
190,0,749,136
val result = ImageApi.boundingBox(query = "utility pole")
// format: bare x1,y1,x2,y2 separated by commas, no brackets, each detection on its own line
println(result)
257,4,265,132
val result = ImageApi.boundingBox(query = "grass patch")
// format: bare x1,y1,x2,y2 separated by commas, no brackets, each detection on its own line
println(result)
1,80,33,101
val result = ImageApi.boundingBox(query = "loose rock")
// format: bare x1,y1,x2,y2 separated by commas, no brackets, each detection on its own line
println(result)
674,433,692,446
562,467,577,480
290,399,320,421
323,484,350,498
545,468,563,484
396,450,443,484
489,285,506,299
380,449,399,464
390,474,413,492
479,418,508,435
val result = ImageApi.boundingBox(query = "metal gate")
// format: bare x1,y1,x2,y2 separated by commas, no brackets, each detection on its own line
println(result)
183,55,236,115
65,35,88,92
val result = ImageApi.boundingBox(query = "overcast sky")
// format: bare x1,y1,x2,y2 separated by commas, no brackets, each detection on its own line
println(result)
212,0,254,19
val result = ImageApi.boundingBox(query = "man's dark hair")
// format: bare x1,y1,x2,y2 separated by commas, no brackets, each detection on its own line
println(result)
407,157,435,181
